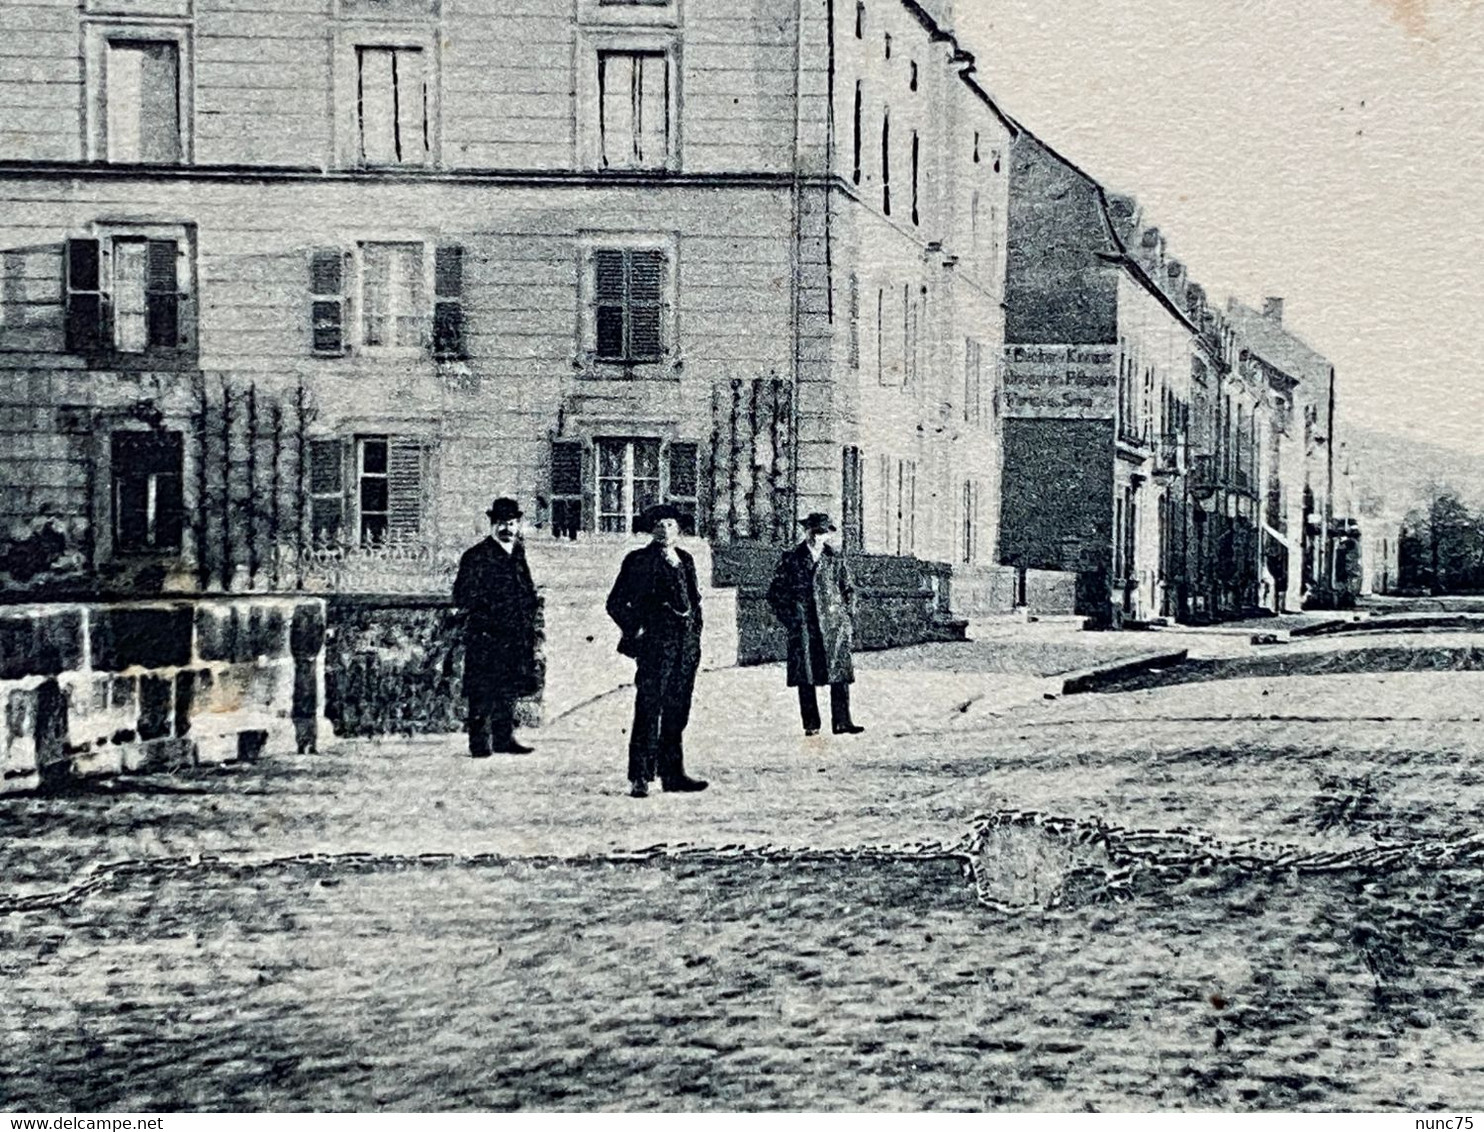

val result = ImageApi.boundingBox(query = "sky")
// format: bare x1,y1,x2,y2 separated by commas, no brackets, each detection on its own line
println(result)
955,0,1484,456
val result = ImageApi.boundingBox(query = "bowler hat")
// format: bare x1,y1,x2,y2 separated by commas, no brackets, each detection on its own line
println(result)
486,497,523,522
638,503,684,530
799,512,837,533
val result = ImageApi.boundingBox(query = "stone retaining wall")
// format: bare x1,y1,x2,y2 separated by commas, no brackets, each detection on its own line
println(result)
0,596,327,794
711,544,964,666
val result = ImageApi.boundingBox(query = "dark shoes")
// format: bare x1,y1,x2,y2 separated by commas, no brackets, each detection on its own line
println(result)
662,775,709,793
469,741,535,758
832,723,865,735
629,779,650,798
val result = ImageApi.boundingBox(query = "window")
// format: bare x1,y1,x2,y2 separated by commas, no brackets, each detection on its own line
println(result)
874,285,885,385
911,130,920,225
598,51,670,170
355,436,423,545
852,81,862,185
667,441,699,534
842,446,864,553
593,247,668,364
909,61,917,91
964,337,983,424
855,1,864,37
361,242,424,349
356,46,427,166
893,458,916,555
884,32,891,59
847,273,860,369
598,437,661,533
105,40,180,163
962,479,977,565
65,233,192,358
309,250,349,356
308,438,345,541
112,431,183,554
881,110,891,215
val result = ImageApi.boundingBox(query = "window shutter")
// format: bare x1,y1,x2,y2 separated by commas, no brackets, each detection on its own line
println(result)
629,250,665,361
145,239,179,348
847,273,860,369
308,438,345,542
309,249,346,355
433,244,465,359
594,249,625,360
64,238,106,353
386,439,423,540
550,439,584,539
667,440,699,535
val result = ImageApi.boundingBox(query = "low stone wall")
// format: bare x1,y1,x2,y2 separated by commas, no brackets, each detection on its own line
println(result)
712,544,963,667
953,565,1081,617
0,596,327,795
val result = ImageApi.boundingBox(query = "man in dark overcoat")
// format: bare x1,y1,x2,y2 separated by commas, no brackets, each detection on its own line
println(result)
452,497,540,757
766,512,865,736
605,504,709,798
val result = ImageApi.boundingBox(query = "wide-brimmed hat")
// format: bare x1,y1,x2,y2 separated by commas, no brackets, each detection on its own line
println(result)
486,497,523,522
638,503,684,531
799,512,837,533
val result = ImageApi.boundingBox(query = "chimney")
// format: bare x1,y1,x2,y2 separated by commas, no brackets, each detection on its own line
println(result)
1263,296,1284,323
1166,259,1187,303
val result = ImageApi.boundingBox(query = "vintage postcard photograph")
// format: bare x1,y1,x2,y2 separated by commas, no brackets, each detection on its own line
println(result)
1,0,1481,1116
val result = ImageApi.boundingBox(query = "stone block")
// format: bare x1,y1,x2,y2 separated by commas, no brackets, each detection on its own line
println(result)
194,604,239,664
173,669,196,737
71,743,123,779
34,678,70,790
194,732,237,766
0,610,84,681
122,736,195,774
91,605,192,672
137,674,173,741
292,656,318,720
237,729,268,762
246,606,287,660
290,602,326,660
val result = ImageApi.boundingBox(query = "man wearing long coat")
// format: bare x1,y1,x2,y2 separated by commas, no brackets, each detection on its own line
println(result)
605,504,709,797
453,497,540,757
766,512,865,736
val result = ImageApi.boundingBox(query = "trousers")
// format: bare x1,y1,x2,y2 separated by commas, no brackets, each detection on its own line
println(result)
628,637,700,784
467,694,515,755
798,683,853,732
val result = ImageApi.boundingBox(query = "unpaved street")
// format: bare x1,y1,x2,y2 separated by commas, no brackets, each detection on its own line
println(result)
4,629,1483,1111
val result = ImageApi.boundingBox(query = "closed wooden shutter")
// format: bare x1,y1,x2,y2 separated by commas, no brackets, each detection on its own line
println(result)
65,238,106,353
629,250,665,361
847,273,860,370
307,438,345,542
433,244,465,359
145,239,179,348
309,249,347,355
386,439,423,539
550,439,583,539
666,441,698,535
594,249,625,360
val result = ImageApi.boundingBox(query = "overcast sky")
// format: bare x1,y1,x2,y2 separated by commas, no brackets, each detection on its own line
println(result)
957,0,1484,455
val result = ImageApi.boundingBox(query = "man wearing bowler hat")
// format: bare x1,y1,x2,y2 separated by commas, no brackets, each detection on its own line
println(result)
605,503,709,797
766,512,865,736
452,497,540,757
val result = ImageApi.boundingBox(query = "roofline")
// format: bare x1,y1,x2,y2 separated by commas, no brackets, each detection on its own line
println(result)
895,0,1020,137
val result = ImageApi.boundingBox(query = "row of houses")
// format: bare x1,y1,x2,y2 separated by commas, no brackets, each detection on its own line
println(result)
0,0,1358,630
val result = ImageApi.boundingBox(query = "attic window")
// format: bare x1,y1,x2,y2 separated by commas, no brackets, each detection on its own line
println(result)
909,61,917,91
992,150,1001,173
884,33,891,59
855,1,864,37
973,132,980,163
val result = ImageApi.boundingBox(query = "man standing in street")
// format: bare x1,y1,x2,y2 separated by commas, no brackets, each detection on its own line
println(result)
605,504,709,798
452,497,540,757
766,512,865,736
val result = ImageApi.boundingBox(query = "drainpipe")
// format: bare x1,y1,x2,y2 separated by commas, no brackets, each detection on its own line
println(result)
786,0,808,533
1325,364,1336,593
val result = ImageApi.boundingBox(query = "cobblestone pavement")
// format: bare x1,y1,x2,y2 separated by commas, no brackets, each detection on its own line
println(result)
3,634,1484,1110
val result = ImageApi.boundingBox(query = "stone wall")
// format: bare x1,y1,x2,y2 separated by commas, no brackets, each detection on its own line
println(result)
712,544,964,667
953,565,1080,617
0,596,327,795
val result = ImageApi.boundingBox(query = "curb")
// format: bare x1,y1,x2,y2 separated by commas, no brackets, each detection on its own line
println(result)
1060,649,1190,695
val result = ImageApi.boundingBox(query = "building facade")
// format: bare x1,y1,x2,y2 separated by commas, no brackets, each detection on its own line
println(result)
0,0,1011,603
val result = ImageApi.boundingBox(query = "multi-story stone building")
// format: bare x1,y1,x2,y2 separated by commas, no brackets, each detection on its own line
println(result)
1227,297,1339,610
0,0,1011,607
998,129,1199,625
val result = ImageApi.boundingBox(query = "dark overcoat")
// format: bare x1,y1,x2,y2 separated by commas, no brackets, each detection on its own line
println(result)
452,536,540,700
766,542,856,687
605,542,704,664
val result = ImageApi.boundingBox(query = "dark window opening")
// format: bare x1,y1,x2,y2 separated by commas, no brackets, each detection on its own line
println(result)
112,430,184,554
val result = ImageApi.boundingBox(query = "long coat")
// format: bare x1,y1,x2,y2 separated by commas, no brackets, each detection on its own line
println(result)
605,542,704,664
452,536,540,700
766,542,856,687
